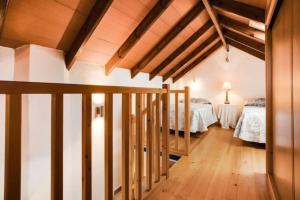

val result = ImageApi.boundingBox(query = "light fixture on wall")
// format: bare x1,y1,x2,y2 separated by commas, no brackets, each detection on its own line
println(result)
222,81,231,104
95,105,104,118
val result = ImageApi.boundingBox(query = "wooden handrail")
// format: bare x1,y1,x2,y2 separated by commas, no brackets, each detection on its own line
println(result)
0,81,167,94
170,89,185,93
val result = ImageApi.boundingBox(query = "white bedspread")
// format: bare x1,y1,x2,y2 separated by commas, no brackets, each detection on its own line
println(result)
234,106,266,143
169,103,217,133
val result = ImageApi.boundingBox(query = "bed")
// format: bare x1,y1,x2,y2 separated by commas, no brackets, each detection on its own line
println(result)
233,98,266,143
169,98,217,133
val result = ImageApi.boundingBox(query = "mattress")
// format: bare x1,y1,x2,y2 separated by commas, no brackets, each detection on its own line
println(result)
233,106,266,143
169,103,217,133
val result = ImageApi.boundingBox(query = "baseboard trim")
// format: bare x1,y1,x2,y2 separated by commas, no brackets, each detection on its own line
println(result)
267,173,279,200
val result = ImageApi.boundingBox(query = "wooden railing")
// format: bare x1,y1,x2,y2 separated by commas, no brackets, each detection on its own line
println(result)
170,87,190,156
0,80,170,200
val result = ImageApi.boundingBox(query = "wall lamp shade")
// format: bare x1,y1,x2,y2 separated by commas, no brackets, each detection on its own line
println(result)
222,81,231,91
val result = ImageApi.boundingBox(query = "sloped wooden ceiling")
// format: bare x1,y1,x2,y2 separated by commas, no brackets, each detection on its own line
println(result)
0,0,268,83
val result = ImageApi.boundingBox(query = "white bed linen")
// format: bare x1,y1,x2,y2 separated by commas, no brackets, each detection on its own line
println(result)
169,103,217,133
234,106,266,143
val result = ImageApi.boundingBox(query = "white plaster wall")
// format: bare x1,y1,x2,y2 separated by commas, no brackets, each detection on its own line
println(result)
169,45,266,111
0,46,15,200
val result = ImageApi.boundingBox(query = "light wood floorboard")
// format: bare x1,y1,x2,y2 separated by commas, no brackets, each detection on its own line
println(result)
146,126,269,200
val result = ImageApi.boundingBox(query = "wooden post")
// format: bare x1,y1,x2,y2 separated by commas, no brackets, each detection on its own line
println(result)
175,93,179,152
155,94,161,182
122,94,132,200
4,94,22,200
162,84,170,178
265,29,273,174
82,94,92,200
184,87,190,156
105,94,114,200
146,93,153,190
135,93,143,199
51,94,64,200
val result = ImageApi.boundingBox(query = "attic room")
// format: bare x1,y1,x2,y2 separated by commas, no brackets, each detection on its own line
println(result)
0,0,299,200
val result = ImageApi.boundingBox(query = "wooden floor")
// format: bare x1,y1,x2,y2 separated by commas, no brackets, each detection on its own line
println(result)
147,126,269,200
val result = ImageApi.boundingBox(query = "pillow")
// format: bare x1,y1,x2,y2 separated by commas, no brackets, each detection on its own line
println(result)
191,98,211,104
245,98,265,107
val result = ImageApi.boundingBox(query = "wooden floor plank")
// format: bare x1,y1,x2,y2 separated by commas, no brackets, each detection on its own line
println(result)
146,126,269,200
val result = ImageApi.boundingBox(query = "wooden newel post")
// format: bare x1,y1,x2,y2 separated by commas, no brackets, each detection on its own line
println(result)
184,86,190,156
162,84,170,178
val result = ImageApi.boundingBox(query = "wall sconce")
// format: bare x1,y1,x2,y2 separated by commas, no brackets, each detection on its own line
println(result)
95,105,104,118
222,81,231,104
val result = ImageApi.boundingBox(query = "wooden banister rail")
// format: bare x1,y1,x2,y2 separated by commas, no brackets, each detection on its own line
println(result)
0,80,167,94
1,80,169,200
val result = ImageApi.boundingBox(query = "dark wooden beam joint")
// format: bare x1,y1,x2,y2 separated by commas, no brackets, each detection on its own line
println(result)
223,28,265,52
219,16,265,44
211,0,265,23
173,41,222,83
65,0,113,70
0,0,9,36
131,1,205,78
105,0,173,75
226,37,265,60
163,32,219,81
149,20,213,80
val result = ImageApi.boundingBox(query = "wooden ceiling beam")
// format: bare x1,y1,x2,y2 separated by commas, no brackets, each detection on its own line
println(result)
223,28,265,53
105,0,173,75
202,0,228,51
163,32,219,82
149,20,213,80
226,37,265,60
130,1,205,78
173,41,222,83
219,16,265,44
0,0,9,36
211,0,265,23
65,0,113,70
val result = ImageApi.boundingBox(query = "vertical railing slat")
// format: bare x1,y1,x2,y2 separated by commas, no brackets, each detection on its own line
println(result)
4,94,22,200
82,94,92,200
184,87,190,156
175,93,179,152
146,94,153,190
162,84,170,178
122,94,131,200
155,94,161,182
51,94,64,200
105,93,114,200
135,93,143,200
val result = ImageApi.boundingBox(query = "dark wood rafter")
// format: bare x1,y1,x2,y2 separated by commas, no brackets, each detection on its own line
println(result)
105,0,173,75
226,37,265,60
173,41,222,83
163,32,219,82
0,0,9,36
149,20,213,80
65,0,113,70
223,28,265,53
131,1,205,78
202,0,228,51
219,16,265,44
211,0,265,23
